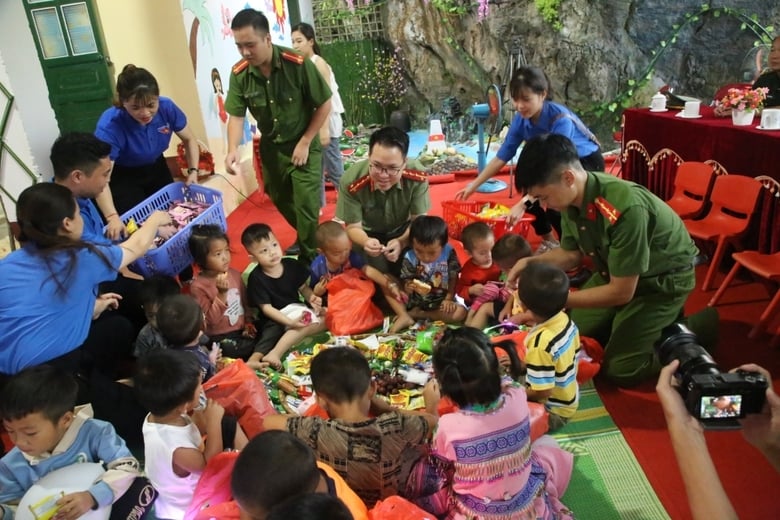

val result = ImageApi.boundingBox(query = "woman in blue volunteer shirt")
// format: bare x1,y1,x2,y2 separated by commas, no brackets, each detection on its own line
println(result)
95,64,200,239
456,66,604,252
0,183,172,377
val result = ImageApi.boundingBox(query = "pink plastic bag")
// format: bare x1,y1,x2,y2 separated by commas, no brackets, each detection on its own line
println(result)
370,495,438,520
203,359,275,438
185,451,239,520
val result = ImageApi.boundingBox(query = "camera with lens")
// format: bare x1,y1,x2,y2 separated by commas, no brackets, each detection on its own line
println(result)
655,323,767,428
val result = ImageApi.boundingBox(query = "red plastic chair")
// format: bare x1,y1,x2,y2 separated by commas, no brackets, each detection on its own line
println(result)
683,175,763,291
666,161,716,219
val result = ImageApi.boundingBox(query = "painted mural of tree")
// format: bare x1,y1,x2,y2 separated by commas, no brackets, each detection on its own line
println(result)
182,0,216,76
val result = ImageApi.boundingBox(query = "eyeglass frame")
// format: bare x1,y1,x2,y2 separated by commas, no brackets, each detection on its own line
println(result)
368,162,405,177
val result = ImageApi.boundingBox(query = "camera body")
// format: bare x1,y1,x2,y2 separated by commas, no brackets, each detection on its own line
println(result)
656,323,767,427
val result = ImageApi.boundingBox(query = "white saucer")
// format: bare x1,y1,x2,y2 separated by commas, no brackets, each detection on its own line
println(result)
649,108,668,113
675,112,702,119
756,125,780,131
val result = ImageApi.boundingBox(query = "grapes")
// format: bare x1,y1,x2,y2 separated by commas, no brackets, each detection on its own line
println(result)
372,370,407,396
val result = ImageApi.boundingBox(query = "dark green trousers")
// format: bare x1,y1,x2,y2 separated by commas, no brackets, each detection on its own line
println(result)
570,268,695,387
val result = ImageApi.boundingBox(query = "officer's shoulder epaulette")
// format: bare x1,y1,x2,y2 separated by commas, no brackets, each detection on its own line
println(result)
401,169,427,182
281,50,305,65
593,196,621,225
232,59,249,75
348,175,372,194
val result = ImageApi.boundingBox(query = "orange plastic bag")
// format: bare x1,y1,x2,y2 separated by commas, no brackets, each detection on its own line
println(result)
370,496,437,520
202,360,275,438
326,269,384,335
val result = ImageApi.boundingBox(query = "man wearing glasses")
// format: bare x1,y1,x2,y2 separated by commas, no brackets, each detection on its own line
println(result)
336,126,431,275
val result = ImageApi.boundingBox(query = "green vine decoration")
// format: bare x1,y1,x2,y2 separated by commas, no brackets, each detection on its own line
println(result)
584,4,774,128
534,0,563,31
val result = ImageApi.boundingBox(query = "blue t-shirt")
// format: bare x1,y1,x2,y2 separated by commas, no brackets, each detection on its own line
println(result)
308,251,366,306
496,101,599,163
0,243,123,374
95,96,187,167
77,196,112,245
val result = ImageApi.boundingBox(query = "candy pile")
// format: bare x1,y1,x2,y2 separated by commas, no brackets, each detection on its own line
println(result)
127,199,211,247
476,203,511,219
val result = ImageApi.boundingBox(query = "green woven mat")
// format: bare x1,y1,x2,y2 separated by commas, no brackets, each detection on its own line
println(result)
553,383,670,520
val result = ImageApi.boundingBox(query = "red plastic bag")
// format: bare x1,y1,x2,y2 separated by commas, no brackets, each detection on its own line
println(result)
370,496,438,520
185,451,240,520
326,269,384,335
203,360,275,438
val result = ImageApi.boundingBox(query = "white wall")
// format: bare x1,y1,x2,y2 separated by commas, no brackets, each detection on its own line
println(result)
0,0,58,190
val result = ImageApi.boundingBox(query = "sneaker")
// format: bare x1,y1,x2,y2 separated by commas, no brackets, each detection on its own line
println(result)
535,239,560,255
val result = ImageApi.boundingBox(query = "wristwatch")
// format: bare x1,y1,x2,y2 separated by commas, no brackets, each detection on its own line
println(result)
187,167,198,175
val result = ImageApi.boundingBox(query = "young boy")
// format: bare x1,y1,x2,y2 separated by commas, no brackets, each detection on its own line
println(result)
391,215,467,332
242,223,327,369
156,294,220,381
517,261,581,430
0,365,140,519
455,222,503,319
467,233,533,329
309,221,405,311
134,275,181,357
135,349,234,520
232,430,368,520
263,347,435,504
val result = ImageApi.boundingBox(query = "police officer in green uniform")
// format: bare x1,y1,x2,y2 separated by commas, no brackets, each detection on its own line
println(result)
224,9,332,263
508,134,703,387
336,126,431,275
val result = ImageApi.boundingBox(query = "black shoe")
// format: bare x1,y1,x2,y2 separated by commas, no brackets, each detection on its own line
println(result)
284,242,301,256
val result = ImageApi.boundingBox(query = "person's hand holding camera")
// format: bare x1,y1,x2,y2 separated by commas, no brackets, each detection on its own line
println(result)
734,363,780,472
657,359,703,433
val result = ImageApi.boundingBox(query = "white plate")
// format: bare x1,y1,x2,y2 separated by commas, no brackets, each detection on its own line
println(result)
649,108,669,113
675,112,702,119
756,125,780,131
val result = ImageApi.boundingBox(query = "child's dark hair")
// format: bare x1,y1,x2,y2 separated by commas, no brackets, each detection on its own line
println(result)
0,365,78,423
518,262,569,320
156,295,203,347
515,134,581,192
232,431,321,515
409,215,448,247
369,126,410,158
134,349,202,416
509,65,554,101
492,233,532,266
310,347,371,404
138,275,180,307
291,22,322,55
115,64,159,107
433,327,523,408
189,224,229,269
460,222,493,252
315,220,347,249
50,133,112,181
241,223,273,248
267,493,353,520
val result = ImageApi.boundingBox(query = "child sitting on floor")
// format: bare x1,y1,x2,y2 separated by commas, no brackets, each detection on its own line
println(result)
392,216,467,332
421,327,573,519
466,233,533,329
455,222,503,322
516,262,581,430
263,347,435,504
188,225,261,364
134,275,180,357
232,430,368,520
309,221,405,311
0,365,140,519
242,223,327,369
135,349,246,520
157,294,222,381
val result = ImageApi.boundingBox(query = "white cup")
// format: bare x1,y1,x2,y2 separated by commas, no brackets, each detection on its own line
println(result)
683,101,701,117
651,93,667,111
760,108,780,129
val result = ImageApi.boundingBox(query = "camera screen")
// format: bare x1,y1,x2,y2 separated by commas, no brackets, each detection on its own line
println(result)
699,394,742,419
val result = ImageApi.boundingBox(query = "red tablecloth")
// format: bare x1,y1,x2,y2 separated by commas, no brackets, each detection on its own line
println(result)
621,106,780,181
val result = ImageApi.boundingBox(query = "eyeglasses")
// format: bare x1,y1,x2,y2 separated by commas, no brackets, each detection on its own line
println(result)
369,162,404,176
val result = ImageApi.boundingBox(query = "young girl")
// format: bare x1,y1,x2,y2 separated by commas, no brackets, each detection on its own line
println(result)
456,65,603,253
426,327,573,519
188,224,264,368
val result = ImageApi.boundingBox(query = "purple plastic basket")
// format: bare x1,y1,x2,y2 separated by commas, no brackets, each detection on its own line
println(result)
119,182,226,277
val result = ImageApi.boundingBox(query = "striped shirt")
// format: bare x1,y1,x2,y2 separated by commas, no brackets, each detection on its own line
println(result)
525,311,581,418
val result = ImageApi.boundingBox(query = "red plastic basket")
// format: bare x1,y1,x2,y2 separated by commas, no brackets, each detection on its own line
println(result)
441,200,533,241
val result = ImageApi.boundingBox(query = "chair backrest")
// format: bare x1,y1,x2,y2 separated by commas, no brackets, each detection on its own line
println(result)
673,161,716,199
711,82,753,105
709,174,763,220
755,176,780,254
